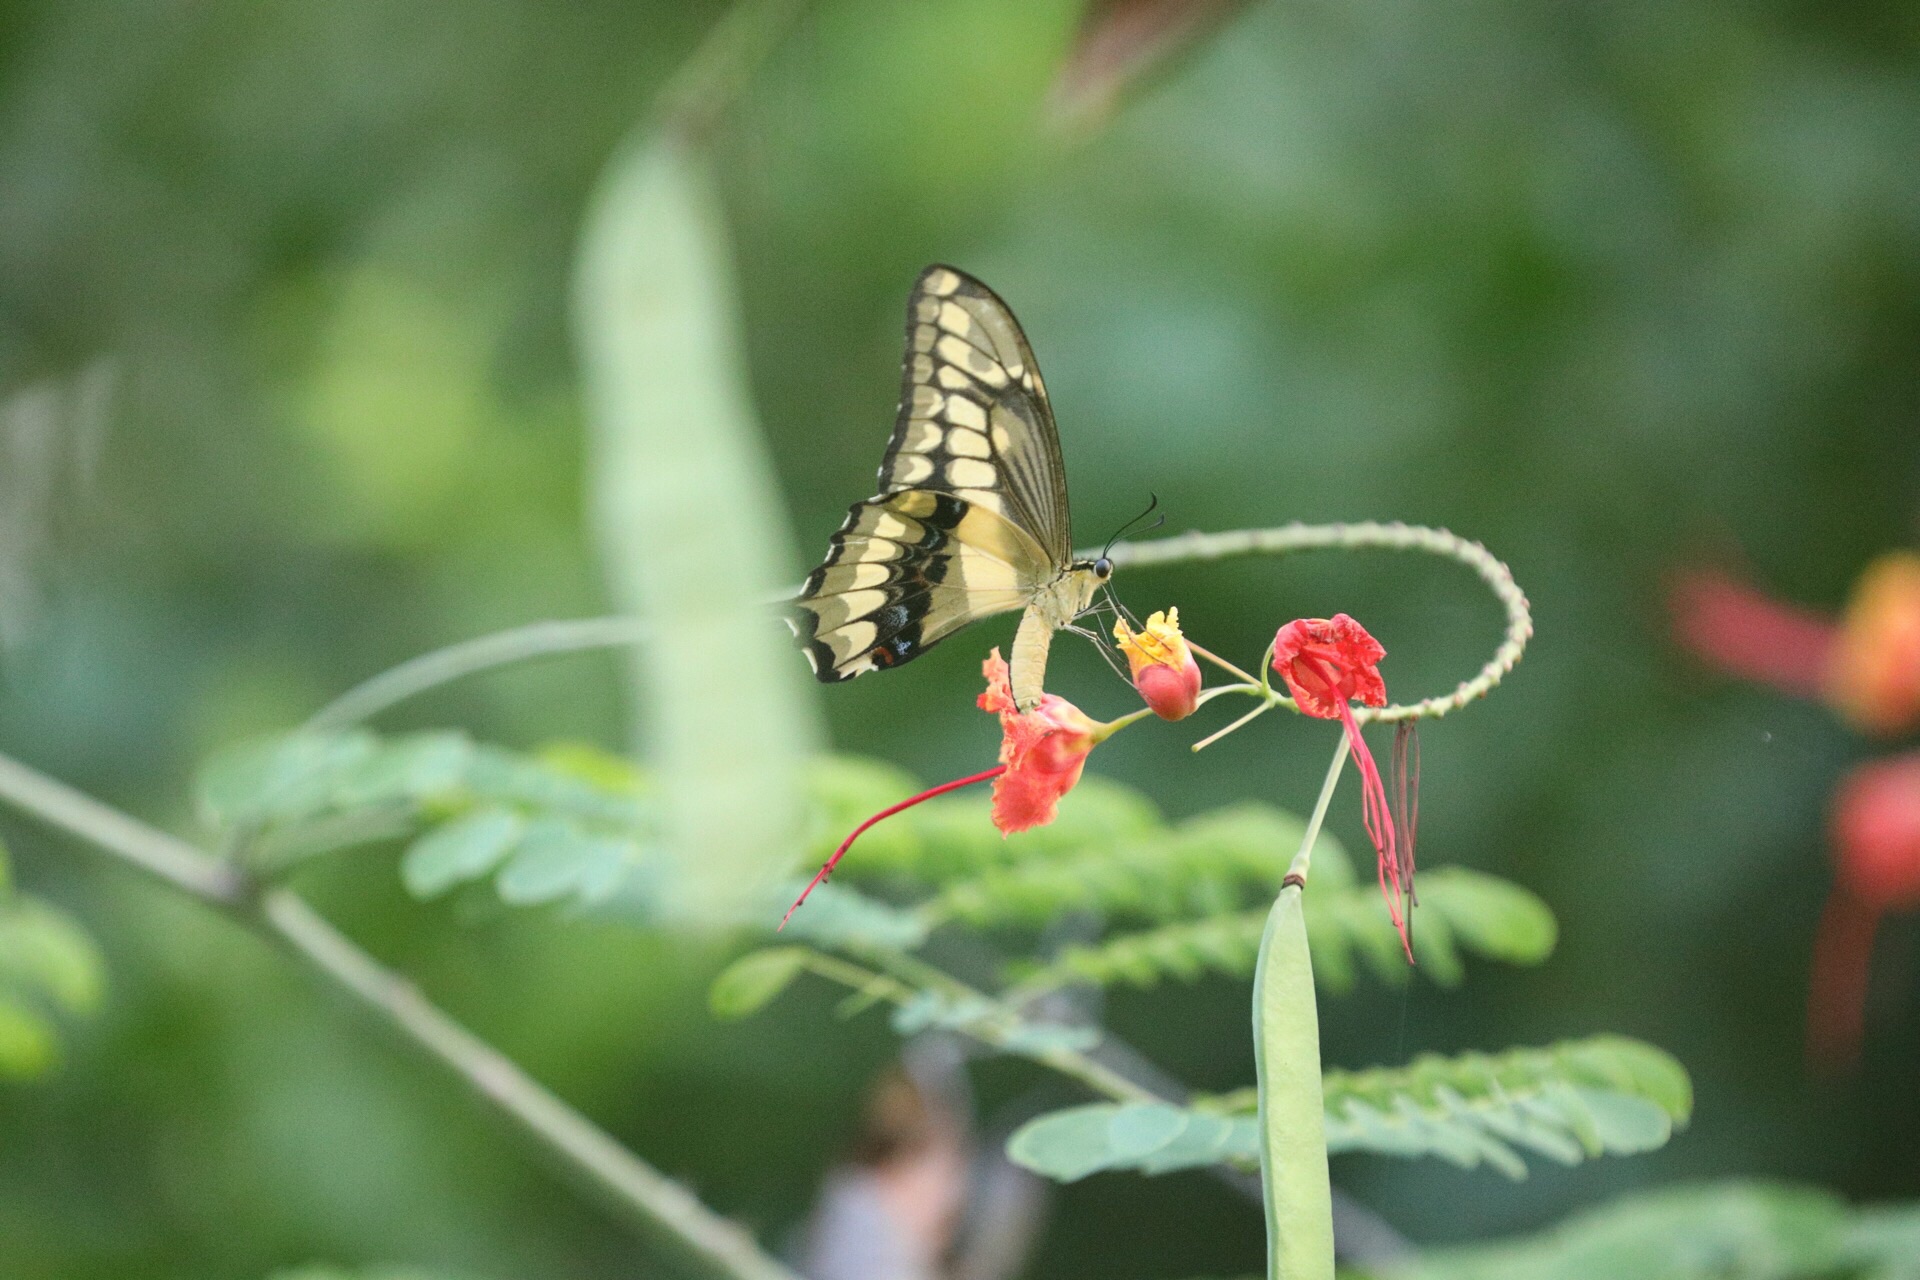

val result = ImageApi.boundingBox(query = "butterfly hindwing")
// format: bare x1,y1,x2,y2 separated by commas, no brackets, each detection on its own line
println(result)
791,488,1045,682
880,265,1072,566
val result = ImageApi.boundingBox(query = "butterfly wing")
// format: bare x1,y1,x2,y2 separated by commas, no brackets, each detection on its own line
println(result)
792,488,1050,681
882,265,1072,566
792,265,1074,683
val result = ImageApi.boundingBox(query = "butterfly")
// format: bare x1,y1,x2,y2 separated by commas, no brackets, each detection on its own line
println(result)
791,264,1111,712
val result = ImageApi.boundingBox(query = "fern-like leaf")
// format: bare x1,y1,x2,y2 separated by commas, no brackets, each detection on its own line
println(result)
929,803,1335,928
1015,867,1555,993
1005,1036,1690,1184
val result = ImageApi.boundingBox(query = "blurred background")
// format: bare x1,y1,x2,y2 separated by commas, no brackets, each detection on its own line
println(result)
1,0,1917,1276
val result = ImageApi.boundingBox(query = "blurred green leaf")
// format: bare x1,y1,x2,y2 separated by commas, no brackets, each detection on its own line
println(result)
0,994,57,1079
1402,1181,1851,1280
1321,1036,1691,1179
401,808,526,899
492,818,638,907
0,899,107,1014
1014,865,1554,994
575,128,819,918
709,947,811,1019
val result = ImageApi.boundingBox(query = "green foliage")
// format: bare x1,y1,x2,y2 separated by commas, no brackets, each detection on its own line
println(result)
1005,1037,1689,1185
197,732,656,906
1018,867,1555,994
1320,1036,1691,1180
267,1269,487,1280
1402,1180,1920,1280
0,842,106,1079
928,802,1329,927
709,947,811,1019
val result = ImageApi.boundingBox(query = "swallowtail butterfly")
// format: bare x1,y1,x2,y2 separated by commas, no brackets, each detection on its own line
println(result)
791,265,1109,711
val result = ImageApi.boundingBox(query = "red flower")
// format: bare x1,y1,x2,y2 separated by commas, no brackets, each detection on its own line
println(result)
1271,615,1413,959
978,648,1110,833
1114,608,1203,721
1807,752,1920,1071
781,648,1116,928
1669,552,1920,735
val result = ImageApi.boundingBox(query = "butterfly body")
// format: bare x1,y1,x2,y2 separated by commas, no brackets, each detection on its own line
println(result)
792,265,1105,711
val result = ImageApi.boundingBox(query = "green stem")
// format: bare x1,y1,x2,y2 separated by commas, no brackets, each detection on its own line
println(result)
1288,737,1351,885
308,617,652,732
864,948,1160,1104
0,749,800,1280
301,521,1527,733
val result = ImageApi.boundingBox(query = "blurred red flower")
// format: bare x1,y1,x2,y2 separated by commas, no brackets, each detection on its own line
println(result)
1670,552,1920,735
1807,752,1920,1071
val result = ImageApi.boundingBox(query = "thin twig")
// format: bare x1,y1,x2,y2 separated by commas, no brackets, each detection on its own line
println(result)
308,618,653,732
1093,521,1532,723
308,522,1527,733
0,748,801,1280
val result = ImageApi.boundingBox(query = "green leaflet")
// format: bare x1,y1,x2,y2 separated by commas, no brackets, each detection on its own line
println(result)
709,947,811,1019
1004,1036,1691,1186
1017,867,1556,994
1321,1034,1693,1180
1404,1181,1891,1280
931,801,1333,928
0,842,106,1079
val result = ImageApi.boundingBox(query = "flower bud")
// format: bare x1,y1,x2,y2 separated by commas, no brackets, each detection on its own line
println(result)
1114,608,1202,720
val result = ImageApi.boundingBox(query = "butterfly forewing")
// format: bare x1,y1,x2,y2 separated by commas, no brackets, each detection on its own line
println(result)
882,266,1072,564
793,265,1077,684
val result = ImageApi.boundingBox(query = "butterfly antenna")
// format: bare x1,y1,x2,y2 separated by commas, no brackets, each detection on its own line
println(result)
1102,493,1164,559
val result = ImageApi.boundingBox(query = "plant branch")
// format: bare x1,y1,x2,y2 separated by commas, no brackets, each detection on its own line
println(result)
0,748,801,1280
1094,521,1532,723
308,618,653,732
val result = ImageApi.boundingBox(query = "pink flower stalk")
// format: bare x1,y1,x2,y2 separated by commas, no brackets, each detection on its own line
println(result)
1271,614,1414,960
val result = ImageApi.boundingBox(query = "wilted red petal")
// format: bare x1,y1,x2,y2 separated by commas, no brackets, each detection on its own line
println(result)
1804,752,1920,1071
1272,615,1387,718
1668,567,1837,698
1273,614,1409,960
1047,0,1253,132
